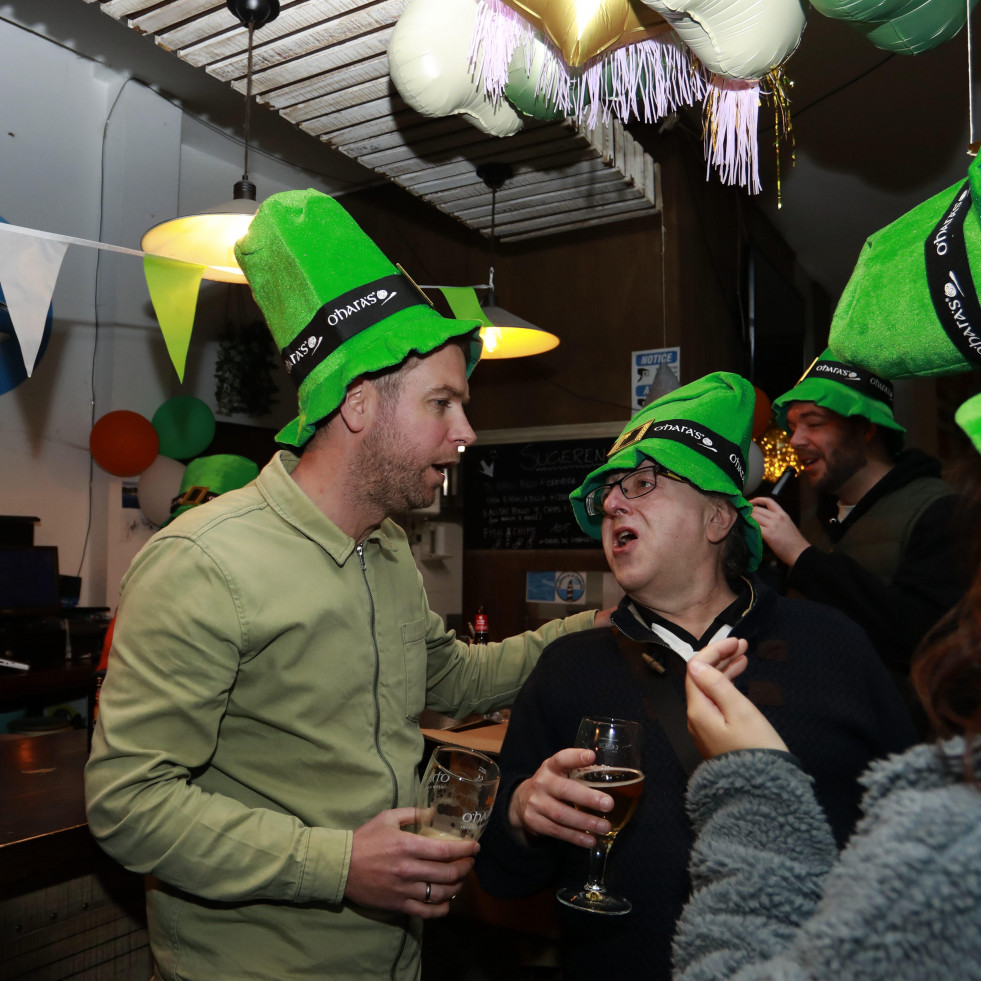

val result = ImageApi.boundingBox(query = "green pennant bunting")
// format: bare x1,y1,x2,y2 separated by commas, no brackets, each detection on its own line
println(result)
439,286,492,327
143,255,206,383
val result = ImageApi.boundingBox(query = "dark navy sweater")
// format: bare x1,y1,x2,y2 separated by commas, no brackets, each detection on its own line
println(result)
475,580,917,981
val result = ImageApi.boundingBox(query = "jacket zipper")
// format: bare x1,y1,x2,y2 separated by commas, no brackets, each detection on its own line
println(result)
357,541,409,981
356,542,399,808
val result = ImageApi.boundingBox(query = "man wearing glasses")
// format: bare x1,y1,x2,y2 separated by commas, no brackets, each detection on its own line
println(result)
476,372,915,981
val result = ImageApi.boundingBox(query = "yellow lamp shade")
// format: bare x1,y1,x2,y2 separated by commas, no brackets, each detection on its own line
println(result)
480,303,560,359
141,198,259,285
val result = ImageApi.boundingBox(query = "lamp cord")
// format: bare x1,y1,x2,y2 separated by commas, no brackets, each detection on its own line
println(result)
243,21,254,182
488,185,497,303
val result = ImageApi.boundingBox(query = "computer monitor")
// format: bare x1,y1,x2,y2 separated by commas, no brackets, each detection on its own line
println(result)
0,545,60,616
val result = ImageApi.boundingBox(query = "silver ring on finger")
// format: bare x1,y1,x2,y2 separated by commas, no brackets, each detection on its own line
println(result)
424,882,432,904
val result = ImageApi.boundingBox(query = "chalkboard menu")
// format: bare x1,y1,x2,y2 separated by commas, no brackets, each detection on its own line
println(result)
463,437,611,549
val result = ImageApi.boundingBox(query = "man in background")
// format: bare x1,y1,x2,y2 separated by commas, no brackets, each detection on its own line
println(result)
750,351,965,711
86,190,604,981
476,372,914,981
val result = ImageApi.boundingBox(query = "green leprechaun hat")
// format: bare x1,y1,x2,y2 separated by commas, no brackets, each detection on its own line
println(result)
772,348,906,452
828,151,981,379
163,454,260,526
234,189,483,449
570,372,762,570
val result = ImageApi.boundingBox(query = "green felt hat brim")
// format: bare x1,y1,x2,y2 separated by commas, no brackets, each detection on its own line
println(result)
569,440,762,572
828,161,981,379
274,319,482,449
772,376,906,443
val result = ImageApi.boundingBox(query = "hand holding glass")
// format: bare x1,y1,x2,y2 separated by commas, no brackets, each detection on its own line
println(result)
415,746,500,841
557,716,644,915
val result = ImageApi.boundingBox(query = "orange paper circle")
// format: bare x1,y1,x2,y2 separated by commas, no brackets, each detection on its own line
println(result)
90,410,160,477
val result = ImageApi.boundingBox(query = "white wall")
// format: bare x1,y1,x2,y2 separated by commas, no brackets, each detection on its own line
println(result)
0,16,366,609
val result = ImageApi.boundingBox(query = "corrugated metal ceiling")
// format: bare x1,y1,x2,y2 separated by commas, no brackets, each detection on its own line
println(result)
84,0,661,242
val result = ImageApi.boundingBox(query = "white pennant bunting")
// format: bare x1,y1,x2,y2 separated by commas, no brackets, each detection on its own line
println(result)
0,227,68,376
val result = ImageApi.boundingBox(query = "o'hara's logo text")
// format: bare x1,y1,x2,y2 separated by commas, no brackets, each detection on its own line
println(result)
326,287,397,327
940,270,981,354
867,374,892,399
729,451,746,484
650,422,718,453
284,334,323,374
814,363,860,382
933,187,971,257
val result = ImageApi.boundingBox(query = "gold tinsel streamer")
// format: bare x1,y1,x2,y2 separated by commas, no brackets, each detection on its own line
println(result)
762,66,795,210
755,423,800,484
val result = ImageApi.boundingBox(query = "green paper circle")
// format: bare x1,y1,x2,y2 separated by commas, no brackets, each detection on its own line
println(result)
152,396,216,460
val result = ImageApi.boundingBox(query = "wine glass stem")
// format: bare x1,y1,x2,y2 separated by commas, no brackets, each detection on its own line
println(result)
583,836,614,895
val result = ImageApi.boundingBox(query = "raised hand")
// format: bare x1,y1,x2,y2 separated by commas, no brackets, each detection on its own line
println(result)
749,496,811,567
686,643,788,761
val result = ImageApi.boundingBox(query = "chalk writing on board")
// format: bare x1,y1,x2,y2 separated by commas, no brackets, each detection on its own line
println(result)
463,438,610,550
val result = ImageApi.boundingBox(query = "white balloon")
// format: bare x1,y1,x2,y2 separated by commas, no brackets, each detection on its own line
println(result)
639,0,807,79
138,455,187,528
744,440,765,496
389,0,524,137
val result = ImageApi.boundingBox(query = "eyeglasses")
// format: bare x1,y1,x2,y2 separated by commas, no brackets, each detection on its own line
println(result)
583,465,686,517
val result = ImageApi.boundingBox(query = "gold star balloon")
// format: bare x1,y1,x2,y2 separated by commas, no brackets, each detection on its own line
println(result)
499,0,671,67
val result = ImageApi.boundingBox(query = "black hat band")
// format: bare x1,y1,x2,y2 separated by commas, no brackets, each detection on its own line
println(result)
608,418,746,488
925,181,981,367
804,359,895,408
280,274,429,389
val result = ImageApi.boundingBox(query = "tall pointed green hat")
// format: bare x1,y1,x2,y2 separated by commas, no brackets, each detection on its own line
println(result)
570,372,762,571
828,151,981,379
772,348,906,451
234,189,483,449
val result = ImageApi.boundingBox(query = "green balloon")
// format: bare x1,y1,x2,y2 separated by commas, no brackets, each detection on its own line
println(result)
809,0,912,24
855,0,979,54
504,74,565,121
152,396,216,461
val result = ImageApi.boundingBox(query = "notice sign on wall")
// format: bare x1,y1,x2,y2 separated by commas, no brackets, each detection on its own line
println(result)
632,346,680,412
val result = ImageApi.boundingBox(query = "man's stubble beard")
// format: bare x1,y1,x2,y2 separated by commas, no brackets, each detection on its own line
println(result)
810,436,868,496
356,401,435,518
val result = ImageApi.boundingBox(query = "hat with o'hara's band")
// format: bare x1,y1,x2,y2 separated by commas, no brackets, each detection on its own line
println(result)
234,189,482,449
570,371,762,571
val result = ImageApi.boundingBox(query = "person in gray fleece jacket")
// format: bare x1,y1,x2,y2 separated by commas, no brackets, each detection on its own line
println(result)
672,504,981,980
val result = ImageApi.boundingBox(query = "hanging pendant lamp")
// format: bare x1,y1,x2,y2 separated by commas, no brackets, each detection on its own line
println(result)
141,0,280,284
476,163,560,359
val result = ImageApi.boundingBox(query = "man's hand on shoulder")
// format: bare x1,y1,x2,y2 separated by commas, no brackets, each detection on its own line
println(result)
508,748,611,848
592,607,615,630
749,497,811,568
345,808,477,917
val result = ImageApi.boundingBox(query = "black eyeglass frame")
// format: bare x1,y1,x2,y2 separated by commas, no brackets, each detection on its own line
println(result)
584,464,687,517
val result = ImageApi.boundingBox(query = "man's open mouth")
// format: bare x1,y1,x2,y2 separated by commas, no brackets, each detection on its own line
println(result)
614,528,637,547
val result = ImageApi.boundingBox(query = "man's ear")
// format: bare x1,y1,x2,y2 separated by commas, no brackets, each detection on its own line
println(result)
706,499,738,545
338,378,372,434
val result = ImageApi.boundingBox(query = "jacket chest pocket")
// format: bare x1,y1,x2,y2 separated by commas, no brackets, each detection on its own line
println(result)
401,617,428,722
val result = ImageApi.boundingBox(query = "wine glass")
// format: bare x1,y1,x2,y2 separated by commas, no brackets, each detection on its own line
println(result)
415,745,500,841
556,716,644,915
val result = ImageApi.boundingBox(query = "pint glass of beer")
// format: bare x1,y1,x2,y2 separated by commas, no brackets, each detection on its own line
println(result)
415,746,500,842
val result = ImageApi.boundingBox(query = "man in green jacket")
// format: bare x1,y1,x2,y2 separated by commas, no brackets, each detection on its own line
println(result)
85,190,603,981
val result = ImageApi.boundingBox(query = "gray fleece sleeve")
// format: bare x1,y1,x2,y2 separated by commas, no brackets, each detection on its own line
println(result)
672,750,838,981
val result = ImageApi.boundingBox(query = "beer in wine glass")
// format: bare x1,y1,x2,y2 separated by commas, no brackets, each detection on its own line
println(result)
557,716,644,915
